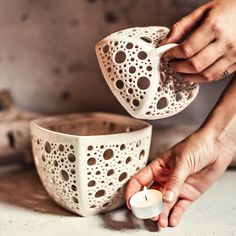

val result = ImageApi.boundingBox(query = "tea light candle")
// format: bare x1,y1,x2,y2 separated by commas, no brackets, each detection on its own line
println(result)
130,186,164,219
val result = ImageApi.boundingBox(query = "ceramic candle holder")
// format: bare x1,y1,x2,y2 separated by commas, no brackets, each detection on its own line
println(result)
31,113,152,216
96,26,199,120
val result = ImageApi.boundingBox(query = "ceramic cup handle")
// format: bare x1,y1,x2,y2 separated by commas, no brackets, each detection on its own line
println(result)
149,43,178,58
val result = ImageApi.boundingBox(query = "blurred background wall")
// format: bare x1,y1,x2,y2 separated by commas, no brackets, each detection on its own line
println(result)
0,0,230,125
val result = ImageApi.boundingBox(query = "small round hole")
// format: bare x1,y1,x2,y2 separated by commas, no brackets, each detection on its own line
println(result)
87,157,96,165
139,150,145,159
126,156,132,164
88,180,96,187
138,51,147,60
120,144,126,150
107,169,114,176
44,142,51,153
132,99,140,107
129,66,136,74
126,43,133,49
140,36,152,43
58,144,64,151
68,153,76,162
115,80,124,89
60,170,69,181
103,45,109,53
118,172,128,182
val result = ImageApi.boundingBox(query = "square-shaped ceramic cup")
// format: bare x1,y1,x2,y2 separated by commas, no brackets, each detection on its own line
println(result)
96,26,199,120
31,113,152,216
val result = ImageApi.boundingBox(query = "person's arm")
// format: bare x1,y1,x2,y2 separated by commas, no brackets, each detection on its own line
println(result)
162,0,236,83
126,77,236,227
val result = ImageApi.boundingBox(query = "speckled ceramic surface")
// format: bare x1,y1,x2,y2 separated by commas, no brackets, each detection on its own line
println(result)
31,112,152,216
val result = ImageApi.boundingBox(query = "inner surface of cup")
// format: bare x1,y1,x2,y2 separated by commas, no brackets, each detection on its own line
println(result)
32,113,149,136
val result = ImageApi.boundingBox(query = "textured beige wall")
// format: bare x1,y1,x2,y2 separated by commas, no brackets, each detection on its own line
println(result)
0,0,229,124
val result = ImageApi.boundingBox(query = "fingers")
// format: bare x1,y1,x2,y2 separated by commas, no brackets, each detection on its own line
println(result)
161,2,212,44
170,41,224,74
180,56,234,83
169,199,191,227
158,200,177,228
163,158,189,203
163,19,215,61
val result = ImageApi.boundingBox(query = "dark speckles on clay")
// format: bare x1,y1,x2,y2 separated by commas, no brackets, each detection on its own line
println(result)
104,11,118,24
60,90,71,101
20,13,30,22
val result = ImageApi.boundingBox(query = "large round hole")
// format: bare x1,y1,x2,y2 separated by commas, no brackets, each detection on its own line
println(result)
132,99,140,107
103,149,114,160
87,157,96,165
103,45,109,53
126,43,133,49
95,190,105,198
115,51,126,63
107,169,114,176
140,36,152,43
115,80,124,89
68,153,76,162
128,88,133,94
88,180,96,187
129,66,136,74
139,150,145,160
156,97,168,109
44,142,51,153
138,51,147,60
118,172,128,182
137,77,150,90
60,170,69,181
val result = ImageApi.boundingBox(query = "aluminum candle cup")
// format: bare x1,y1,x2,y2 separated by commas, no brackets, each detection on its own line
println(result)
130,188,164,219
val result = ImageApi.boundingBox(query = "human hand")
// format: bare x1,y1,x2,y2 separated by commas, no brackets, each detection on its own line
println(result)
126,128,234,227
162,0,236,83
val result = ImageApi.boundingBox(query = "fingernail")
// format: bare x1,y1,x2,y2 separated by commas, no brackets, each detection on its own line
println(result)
163,190,175,202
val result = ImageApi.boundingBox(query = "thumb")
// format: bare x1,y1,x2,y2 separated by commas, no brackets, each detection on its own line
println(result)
163,160,190,203
160,2,211,45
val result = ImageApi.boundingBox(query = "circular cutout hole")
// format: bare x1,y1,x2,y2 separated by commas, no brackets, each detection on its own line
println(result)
118,172,128,182
95,190,105,198
139,150,145,159
120,144,126,150
71,185,77,191
103,149,114,160
90,205,96,208
87,145,93,151
132,99,140,107
147,66,152,71
103,202,109,208
114,41,119,46
87,157,96,165
126,156,132,164
96,171,101,175
128,88,133,94
41,154,46,162
140,36,152,43
129,66,136,74
138,51,147,60
58,144,64,151
44,142,51,153
188,92,194,100
156,97,168,109
53,160,58,167
72,196,79,203
107,169,114,176
115,80,124,89
176,93,182,101
68,153,76,162
71,169,75,174
137,77,150,90
88,180,96,187
60,170,69,181
103,45,109,53
126,43,133,49
115,51,126,64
